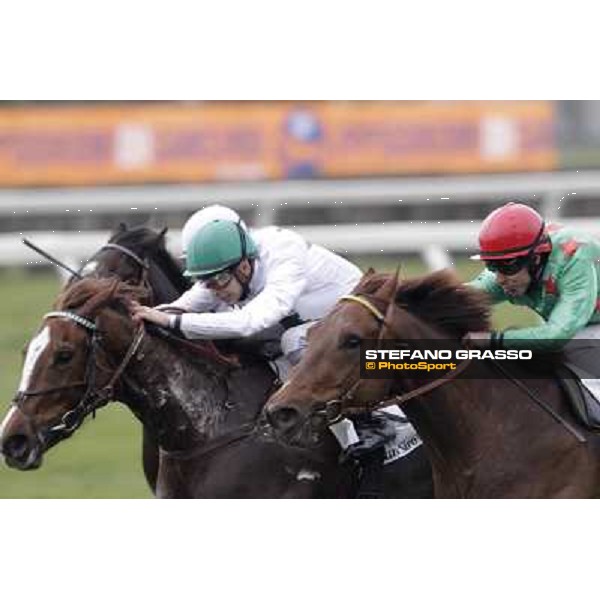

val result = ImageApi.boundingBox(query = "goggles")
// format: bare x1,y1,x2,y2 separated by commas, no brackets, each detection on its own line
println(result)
485,256,530,276
197,268,235,290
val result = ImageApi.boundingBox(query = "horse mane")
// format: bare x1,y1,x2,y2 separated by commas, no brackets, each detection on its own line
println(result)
55,277,147,317
352,270,392,296
356,269,492,338
108,224,189,293
395,270,491,337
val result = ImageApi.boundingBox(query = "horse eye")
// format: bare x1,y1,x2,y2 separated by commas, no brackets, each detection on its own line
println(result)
341,333,362,349
54,350,74,365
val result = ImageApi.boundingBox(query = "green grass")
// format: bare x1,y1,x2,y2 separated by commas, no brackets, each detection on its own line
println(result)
0,260,539,498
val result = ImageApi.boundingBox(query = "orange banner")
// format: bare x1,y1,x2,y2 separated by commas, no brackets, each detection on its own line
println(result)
0,101,556,186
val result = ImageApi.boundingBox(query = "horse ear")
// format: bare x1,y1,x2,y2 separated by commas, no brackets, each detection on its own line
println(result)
378,272,399,302
391,264,403,303
365,267,376,276
118,223,128,232
158,226,168,238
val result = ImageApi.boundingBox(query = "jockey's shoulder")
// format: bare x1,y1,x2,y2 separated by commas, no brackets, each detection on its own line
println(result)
546,224,600,264
548,223,598,246
252,226,309,250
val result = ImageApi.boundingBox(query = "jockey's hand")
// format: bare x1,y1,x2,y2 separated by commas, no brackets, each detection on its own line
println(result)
462,331,492,349
155,305,186,314
129,300,171,327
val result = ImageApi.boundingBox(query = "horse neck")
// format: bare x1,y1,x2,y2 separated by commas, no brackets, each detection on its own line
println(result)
385,314,501,479
146,251,189,302
388,322,567,496
112,327,273,452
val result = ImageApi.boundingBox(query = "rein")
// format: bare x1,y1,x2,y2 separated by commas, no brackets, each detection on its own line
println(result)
159,422,259,461
489,359,586,443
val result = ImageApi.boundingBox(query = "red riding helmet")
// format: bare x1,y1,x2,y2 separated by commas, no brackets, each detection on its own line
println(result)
471,202,552,260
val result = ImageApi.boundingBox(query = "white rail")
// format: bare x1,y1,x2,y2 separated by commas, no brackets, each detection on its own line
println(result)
3,218,599,270
0,170,597,225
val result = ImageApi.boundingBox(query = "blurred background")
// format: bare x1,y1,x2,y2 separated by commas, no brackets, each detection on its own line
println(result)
1,99,599,497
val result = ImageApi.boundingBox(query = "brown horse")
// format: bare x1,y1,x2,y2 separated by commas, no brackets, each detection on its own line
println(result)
0,277,433,498
266,269,600,498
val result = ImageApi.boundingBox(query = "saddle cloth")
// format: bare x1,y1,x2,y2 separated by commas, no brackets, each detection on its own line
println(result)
557,362,600,430
374,405,423,466
557,327,600,430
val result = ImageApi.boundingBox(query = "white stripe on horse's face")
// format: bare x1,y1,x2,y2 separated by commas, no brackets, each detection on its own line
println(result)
18,326,50,393
80,260,98,276
0,405,18,441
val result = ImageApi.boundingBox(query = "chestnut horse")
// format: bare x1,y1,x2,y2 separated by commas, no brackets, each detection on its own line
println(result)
266,269,600,498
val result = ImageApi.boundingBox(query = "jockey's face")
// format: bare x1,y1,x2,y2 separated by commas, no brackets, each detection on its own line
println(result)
495,265,532,298
211,259,252,304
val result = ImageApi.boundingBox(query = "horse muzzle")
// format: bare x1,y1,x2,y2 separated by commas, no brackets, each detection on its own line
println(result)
1,433,43,470
265,404,304,438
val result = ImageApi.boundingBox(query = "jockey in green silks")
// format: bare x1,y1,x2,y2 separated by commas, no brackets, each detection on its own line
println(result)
466,202,600,352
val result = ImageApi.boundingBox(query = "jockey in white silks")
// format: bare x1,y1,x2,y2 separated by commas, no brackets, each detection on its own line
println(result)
130,206,417,484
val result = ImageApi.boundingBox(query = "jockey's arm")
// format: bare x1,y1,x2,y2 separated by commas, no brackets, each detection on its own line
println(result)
501,256,598,351
176,234,309,339
155,284,219,313
129,283,221,328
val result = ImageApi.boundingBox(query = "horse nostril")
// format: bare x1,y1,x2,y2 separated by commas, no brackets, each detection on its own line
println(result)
2,434,30,461
267,406,301,434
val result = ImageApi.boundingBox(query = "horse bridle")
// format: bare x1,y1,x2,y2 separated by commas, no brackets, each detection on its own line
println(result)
310,293,471,425
88,243,152,297
12,310,145,444
102,243,148,271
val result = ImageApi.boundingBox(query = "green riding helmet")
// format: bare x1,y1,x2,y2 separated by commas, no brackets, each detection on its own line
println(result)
183,219,258,278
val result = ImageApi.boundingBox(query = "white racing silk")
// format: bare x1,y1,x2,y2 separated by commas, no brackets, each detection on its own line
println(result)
167,226,362,339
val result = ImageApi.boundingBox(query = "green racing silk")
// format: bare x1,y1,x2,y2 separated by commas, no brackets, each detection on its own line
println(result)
469,224,600,350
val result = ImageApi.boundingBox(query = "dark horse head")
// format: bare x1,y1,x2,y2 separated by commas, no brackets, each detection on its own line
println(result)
76,223,190,304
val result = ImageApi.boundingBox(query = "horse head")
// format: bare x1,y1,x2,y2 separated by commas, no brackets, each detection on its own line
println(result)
76,224,189,305
265,268,490,445
0,278,146,470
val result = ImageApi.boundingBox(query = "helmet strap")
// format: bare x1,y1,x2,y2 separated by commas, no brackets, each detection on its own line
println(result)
234,258,254,302
527,252,549,291
232,219,254,301
527,222,551,287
